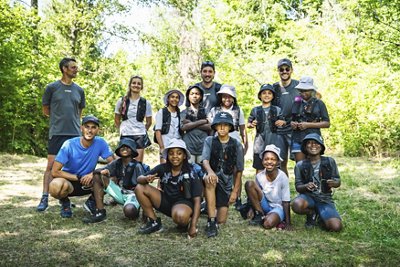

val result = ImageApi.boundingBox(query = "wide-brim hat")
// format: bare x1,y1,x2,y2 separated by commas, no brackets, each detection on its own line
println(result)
185,85,204,107
162,138,191,160
258,83,275,100
260,144,283,161
295,76,317,91
211,111,234,132
217,84,237,99
301,133,325,155
115,138,139,158
163,89,185,106
82,115,100,126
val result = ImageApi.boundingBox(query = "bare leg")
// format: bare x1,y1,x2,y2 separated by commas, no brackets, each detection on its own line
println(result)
134,184,161,220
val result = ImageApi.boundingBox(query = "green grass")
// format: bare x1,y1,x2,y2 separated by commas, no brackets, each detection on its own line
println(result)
0,153,399,266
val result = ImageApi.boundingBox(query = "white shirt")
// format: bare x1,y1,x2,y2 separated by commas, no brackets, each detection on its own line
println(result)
255,169,290,210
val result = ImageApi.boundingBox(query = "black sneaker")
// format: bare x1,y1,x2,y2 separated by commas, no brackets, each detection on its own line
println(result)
305,212,318,229
238,202,252,220
205,220,218,238
138,218,163,234
82,209,107,224
83,196,96,215
249,211,264,226
234,197,242,211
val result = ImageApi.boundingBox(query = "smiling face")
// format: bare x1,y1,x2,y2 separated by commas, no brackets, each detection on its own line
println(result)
299,89,314,101
201,66,215,84
220,93,234,108
305,140,322,156
168,92,181,107
167,148,186,167
81,122,99,142
259,90,274,104
278,65,292,82
118,145,132,157
129,77,143,94
262,151,279,172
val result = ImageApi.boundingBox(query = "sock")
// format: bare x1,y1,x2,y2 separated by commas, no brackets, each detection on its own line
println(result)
42,193,49,197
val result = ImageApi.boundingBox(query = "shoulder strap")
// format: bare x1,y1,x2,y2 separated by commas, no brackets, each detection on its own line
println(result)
255,106,265,134
121,96,130,121
136,97,147,122
268,106,278,133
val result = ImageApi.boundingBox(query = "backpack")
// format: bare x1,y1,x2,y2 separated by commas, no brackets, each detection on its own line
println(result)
153,107,183,144
292,98,322,123
300,156,333,193
115,159,150,190
120,96,147,122
210,136,237,175
255,105,279,134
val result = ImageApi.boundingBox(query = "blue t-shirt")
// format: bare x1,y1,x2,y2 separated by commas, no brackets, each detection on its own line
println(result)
55,136,113,176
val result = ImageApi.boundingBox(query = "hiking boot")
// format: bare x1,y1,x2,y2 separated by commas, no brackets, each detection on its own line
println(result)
205,220,218,238
249,211,264,226
37,195,49,212
82,209,107,224
234,197,242,211
83,195,96,215
138,218,163,234
305,212,318,229
60,198,72,218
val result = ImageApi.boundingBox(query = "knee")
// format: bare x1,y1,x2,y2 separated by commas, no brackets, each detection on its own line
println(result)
172,210,190,226
204,181,216,191
123,204,139,220
263,218,275,229
49,178,70,199
291,198,306,214
325,219,343,232
244,180,256,190
134,184,146,195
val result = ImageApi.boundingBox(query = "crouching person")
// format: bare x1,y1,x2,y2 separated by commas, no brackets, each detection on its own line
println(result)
202,112,244,238
135,139,203,238
245,145,291,230
83,138,148,223
291,133,342,232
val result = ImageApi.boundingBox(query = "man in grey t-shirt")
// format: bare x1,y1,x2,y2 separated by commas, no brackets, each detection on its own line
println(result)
37,58,86,212
194,61,222,113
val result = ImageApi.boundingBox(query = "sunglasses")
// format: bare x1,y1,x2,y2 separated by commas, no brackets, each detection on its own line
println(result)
279,67,291,73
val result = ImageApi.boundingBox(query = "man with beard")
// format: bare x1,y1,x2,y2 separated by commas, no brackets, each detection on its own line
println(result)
49,115,114,218
194,61,222,113
272,58,299,177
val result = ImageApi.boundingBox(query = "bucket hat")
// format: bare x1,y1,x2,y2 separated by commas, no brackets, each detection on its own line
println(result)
211,111,234,132
295,76,317,91
258,84,275,100
162,138,191,160
115,138,139,158
163,89,185,106
301,133,325,155
260,144,283,161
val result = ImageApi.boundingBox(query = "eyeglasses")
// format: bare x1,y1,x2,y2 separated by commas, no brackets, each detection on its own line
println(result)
279,67,291,73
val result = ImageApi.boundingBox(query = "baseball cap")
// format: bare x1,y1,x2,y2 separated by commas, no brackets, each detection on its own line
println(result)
277,58,293,68
201,61,215,71
82,115,100,126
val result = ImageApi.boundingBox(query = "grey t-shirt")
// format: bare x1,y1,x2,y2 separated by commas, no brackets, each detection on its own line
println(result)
180,108,209,155
195,82,221,113
274,79,299,134
42,80,85,138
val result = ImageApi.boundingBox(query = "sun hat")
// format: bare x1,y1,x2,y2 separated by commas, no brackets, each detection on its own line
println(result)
82,115,100,126
163,89,185,106
295,76,317,91
115,138,139,158
217,84,237,99
162,138,191,160
260,144,283,161
301,133,325,155
211,111,234,132
277,58,293,68
258,84,275,100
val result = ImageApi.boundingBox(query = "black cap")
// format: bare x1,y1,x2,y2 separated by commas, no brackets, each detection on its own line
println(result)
201,61,215,71
82,115,100,126
277,58,293,68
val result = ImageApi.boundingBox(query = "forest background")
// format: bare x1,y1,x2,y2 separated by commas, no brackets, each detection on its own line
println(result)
1,0,399,157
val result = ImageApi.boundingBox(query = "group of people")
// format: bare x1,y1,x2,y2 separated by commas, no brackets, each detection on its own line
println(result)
36,57,342,240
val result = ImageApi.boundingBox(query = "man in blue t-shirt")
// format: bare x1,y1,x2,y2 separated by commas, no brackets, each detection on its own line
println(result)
49,115,114,218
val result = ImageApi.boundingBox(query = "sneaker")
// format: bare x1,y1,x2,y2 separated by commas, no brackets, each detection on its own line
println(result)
234,197,242,211
249,211,264,226
37,195,49,212
82,209,107,224
238,202,252,220
205,220,218,238
83,196,96,215
305,212,318,229
138,218,163,234
60,198,72,218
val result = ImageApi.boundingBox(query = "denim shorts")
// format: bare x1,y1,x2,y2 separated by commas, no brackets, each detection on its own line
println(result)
104,180,140,209
296,194,341,221
260,195,285,221
291,141,302,153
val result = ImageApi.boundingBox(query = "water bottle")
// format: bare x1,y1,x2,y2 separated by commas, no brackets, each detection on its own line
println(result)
182,173,191,199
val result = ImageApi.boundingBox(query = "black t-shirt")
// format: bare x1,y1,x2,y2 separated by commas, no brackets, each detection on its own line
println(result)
145,163,203,202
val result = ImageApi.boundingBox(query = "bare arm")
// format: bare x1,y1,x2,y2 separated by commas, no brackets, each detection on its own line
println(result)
229,170,243,204
283,201,291,226
42,105,50,117
239,125,248,155
155,130,164,153
202,160,218,185
51,161,79,182
297,121,330,130
145,116,152,131
181,119,208,132
114,113,121,129
188,196,201,238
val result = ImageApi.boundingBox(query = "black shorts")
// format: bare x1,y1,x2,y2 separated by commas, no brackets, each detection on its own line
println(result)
215,183,231,208
48,135,78,155
121,134,151,149
156,192,193,217
252,153,263,170
68,180,92,197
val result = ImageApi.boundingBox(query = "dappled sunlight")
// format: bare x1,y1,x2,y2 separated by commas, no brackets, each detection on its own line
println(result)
262,249,284,263
50,229,78,236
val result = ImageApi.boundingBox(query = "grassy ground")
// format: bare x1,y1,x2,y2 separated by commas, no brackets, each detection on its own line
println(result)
0,152,399,266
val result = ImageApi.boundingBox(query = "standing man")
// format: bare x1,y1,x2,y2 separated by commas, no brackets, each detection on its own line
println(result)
272,58,299,177
49,115,114,218
194,61,222,113
37,58,86,212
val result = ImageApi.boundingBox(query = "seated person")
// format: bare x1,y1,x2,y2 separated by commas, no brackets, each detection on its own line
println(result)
244,144,291,230
135,139,203,238
291,133,342,232
83,138,149,223
49,115,114,218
